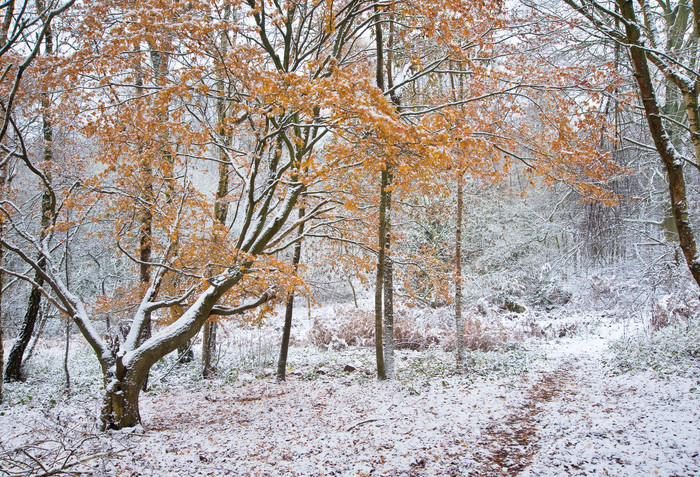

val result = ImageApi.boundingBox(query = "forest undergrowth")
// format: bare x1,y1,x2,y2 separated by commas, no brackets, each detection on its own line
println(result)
1,293,699,476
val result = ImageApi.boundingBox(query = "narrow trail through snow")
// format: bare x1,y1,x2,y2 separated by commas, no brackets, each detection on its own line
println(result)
2,322,698,476
471,362,576,475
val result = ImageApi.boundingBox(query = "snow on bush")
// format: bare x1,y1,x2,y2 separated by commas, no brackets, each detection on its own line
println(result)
305,304,537,352
609,317,700,377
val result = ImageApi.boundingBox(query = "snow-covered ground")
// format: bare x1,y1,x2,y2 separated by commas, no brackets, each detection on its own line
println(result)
1,313,699,476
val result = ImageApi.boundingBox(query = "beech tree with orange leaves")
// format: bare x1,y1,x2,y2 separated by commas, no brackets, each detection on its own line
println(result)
0,0,627,430
316,0,624,373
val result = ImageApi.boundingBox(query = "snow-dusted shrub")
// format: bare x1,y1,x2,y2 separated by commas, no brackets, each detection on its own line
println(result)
306,306,443,351
651,293,700,332
439,312,525,352
307,308,374,349
518,315,546,338
533,284,572,310
609,318,700,377
461,316,509,351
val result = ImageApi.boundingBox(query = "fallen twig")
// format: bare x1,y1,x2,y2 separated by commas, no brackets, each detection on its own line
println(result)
346,418,382,432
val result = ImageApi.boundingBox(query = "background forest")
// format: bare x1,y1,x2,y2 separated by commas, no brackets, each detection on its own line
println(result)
0,0,699,474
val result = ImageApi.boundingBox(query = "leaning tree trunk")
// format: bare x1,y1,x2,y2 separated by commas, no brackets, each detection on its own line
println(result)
5,192,52,382
96,273,249,430
618,0,700,288
4,281,43,381
4,23,54,380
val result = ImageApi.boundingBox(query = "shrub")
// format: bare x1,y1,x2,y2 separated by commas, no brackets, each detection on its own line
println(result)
307,306,440,350
651,292,699,332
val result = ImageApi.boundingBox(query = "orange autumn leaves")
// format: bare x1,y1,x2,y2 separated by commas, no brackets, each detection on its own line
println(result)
14,0,625,321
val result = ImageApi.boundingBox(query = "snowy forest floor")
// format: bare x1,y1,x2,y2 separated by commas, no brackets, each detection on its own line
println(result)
1,314,699,476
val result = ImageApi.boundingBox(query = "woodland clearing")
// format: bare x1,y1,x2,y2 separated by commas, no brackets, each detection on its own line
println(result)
1,304,698,476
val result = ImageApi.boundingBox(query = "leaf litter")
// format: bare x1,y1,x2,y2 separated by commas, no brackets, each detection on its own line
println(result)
1,316,699,476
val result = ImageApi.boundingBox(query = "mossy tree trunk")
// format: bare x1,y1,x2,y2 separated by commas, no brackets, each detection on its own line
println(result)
4,3,54,381
616,0,700,288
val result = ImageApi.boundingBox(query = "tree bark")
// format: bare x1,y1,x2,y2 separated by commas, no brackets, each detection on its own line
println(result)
177,341,194,363
0,169,4,398
0,0,13,401
100,353,147,430
201,321,216,379
373,6,388,381
4,3,54,381
203,29,231,378
617,0,700,288
455,174,465,367
382,169,394,379
4,285,43,381
133,39,153,391
375,167,388,381
63,318,70,393
277,207,305,382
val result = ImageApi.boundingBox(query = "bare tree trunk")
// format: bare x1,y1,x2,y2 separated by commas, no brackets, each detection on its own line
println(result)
133,41,152,391
381,6,399,380
0,1,13,400
4,3,54,381
373,6,387,381
137,200,152,391
375,167,389,380
177,341,194,363
455,174,465,367
22,301,49,364
617,0,700,288
348,277,359,308
5,285,43,381
277,208,305,382
201,322,216,379
0,173,4,400
100,354,147,430
63,318,70,394
382,169,394,379
203,25,231,378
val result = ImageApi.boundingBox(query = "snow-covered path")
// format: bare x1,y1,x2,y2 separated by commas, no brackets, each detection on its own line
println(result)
108,323,700,475
524,327,700,476
1,321,699,476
